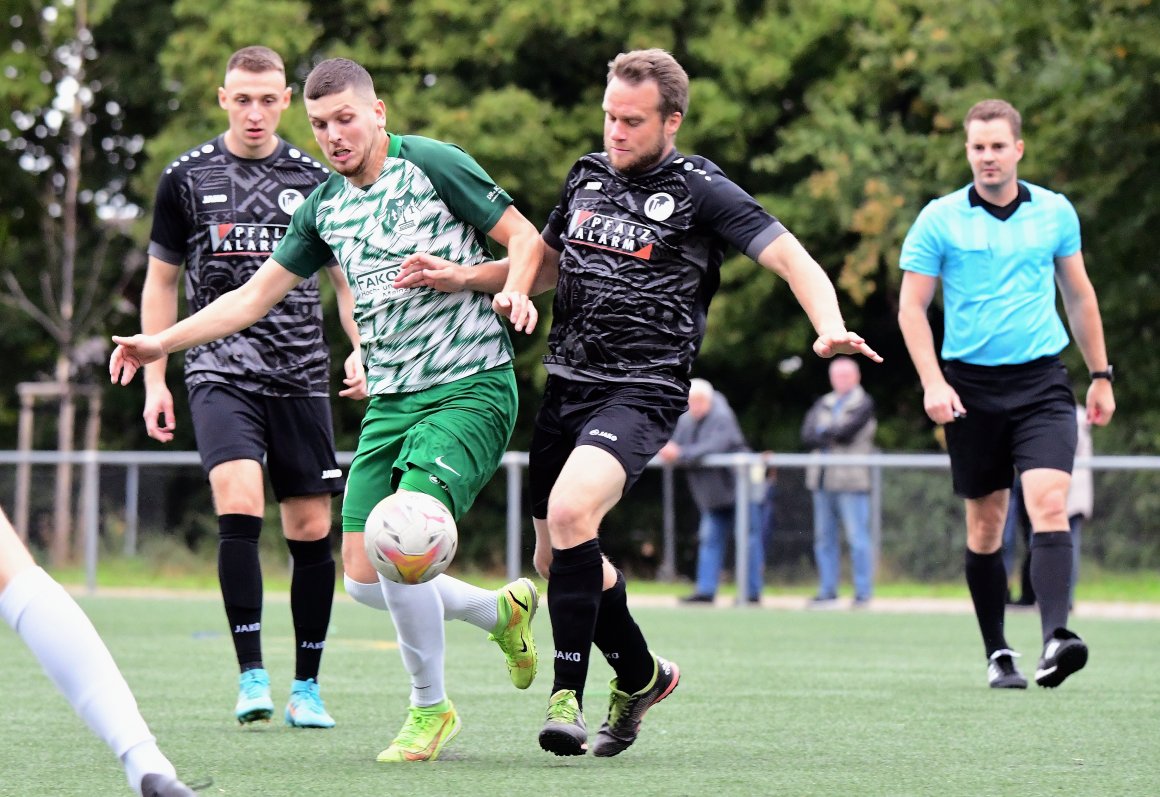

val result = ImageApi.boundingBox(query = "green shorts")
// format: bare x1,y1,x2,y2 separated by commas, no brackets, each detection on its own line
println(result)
341,364,517,532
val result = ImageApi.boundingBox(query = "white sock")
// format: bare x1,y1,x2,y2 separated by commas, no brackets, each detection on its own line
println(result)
0,567,174,795
430,574,500,632
344,574,388,610
346,573,499,633
378,576,446,707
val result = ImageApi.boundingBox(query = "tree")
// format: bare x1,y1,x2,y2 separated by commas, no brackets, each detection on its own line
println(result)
0,0,146,561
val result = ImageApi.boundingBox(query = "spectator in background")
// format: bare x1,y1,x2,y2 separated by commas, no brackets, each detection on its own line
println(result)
760,463,779,555
659,379,764,605
1005,404,1093,608
801,356,877,608
1002,475,1035,606
1066,405,1094,607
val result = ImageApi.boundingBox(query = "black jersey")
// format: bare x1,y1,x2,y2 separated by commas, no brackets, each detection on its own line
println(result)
148,136,332,396
542,150,786,389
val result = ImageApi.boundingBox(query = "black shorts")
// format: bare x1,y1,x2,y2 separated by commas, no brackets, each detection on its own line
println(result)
528,376,687,519
188,382,344,502
943,356,1077,499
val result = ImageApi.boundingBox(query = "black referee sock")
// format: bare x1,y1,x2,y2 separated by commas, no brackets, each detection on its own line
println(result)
547,539,604,706
964,547,1010,657
1030,531,1074,642
218,514,264,671
593,569,654,695
286,536,336,682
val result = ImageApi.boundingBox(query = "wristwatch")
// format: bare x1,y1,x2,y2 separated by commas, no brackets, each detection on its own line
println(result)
1089,365,1114,384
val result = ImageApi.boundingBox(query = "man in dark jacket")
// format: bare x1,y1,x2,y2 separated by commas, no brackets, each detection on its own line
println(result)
659,378,763,604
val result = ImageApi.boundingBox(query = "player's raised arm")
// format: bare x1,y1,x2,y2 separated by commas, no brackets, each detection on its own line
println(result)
110,258,304,385
756,232,882,363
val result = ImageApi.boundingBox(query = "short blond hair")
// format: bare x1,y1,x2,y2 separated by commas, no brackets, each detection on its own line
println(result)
225,46,284,79
607,49,689,118
963,99,1022,139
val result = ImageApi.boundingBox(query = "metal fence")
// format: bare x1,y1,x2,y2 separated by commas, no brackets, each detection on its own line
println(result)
4,449,1159,599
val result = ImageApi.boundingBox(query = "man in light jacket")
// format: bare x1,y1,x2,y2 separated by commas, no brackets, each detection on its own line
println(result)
802,357,877,607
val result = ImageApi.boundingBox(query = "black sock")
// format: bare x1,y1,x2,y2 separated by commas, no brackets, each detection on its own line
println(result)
965,547,1009,657
547,539,604,706
218,514,264,671
593,569,653,695
1030,531,1073,641
286,536,336,682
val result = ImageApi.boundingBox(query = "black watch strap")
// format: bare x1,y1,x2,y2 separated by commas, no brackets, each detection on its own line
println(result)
1090,364,1114,383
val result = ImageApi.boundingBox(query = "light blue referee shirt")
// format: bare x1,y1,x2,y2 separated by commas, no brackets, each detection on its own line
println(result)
899,180,1081,365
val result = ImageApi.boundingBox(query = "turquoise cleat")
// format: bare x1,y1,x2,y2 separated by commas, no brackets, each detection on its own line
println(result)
235,668,274,725
285,677,336,728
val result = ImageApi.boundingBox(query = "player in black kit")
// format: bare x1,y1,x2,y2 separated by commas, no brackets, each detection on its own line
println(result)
140,46,363,728
393,48,881,757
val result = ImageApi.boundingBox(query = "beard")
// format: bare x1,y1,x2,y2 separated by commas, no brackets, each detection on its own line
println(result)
607,135,668,176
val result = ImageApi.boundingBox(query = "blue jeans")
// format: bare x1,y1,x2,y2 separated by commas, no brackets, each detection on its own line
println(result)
694,503,764,600
811,490,873,600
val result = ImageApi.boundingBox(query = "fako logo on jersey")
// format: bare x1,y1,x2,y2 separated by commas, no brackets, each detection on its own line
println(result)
207,223,287,256
566,210,655,260
353,264,406,300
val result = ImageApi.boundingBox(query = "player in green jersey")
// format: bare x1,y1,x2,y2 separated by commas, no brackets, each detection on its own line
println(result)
110,57,543,763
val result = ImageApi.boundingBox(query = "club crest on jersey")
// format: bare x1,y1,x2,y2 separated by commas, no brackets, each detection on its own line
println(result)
566,210,655,260
644,192,675,221
278,188,306,215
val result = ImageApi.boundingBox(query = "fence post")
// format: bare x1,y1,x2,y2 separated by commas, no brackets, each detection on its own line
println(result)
505,456,522,582
82,450,100,595
124,463,139,556
871,462,882,577
657,465,676,582
732,459,749,607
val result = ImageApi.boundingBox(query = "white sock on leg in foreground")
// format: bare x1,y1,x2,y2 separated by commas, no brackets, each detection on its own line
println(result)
0,566,176,795
345,572,499,632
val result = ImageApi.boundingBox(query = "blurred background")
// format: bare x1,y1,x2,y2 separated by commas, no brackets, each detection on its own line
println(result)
1,0,1157,585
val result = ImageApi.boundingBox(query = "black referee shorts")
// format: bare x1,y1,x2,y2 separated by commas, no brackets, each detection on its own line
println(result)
943,356,1078,499
529,376,687,519
188,382,344,502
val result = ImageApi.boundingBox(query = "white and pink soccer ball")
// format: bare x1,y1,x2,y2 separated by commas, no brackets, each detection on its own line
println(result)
363,491,458,584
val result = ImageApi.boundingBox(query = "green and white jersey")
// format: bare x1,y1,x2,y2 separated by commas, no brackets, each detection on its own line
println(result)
274,133,514,394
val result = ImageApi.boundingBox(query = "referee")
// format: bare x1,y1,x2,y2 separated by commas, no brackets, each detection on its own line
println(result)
898,99,1115,690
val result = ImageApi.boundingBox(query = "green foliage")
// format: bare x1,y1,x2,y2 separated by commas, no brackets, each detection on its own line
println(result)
4,0,1159,565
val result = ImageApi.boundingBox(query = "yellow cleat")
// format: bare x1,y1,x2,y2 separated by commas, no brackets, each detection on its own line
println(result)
376,700,461,762
488,577,538,689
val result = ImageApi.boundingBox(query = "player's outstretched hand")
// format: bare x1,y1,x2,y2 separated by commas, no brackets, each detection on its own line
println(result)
339,348,368,400
394,253,468,292
492,291,537,334
812,329,883,363
109,335,165,385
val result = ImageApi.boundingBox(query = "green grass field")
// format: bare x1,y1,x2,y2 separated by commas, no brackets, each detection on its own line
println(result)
2,593,1157,797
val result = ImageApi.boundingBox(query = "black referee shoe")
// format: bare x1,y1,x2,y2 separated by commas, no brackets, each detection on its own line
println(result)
986,648,1028,689
1035,628,1088,688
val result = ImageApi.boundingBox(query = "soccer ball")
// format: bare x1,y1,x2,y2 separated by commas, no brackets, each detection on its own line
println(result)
363,491,458,584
